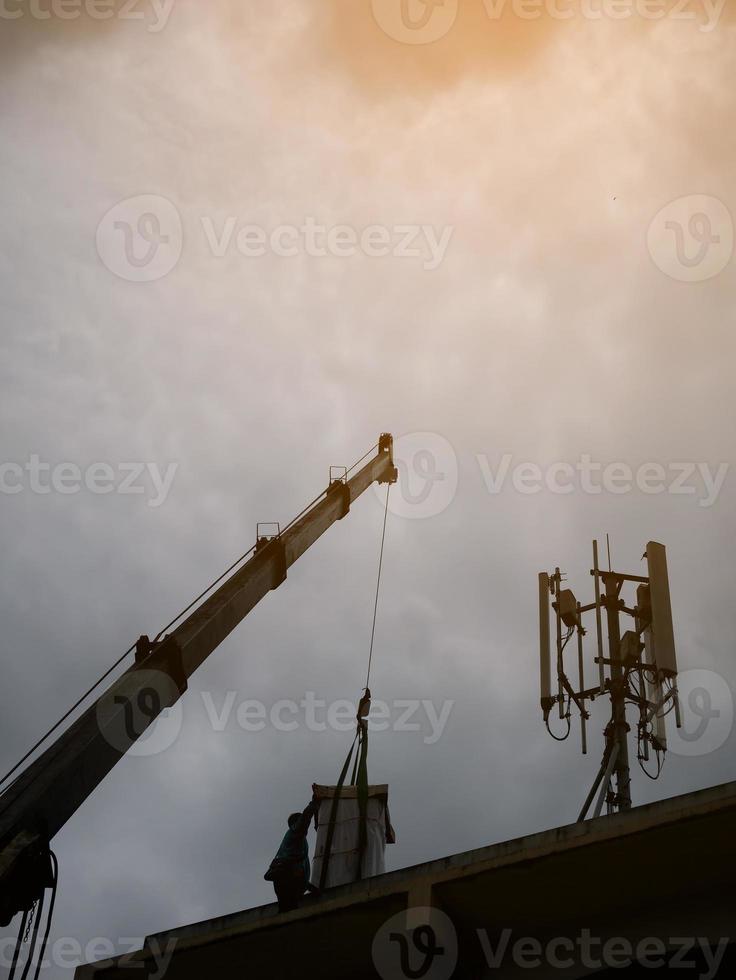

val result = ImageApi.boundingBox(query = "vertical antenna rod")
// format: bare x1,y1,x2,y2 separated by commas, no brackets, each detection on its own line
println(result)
576,601,587,755
539,573,552,712
592,540,605,694
554,568,564,719
603,572,631,811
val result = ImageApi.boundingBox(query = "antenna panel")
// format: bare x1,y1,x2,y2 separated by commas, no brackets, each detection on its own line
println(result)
646,541,678,678
641,624,667,751
539,572,552,707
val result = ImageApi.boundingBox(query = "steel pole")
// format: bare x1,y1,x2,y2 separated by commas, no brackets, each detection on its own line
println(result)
604,575,631,810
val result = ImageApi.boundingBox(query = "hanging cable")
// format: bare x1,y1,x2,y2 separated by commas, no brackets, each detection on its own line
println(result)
546,627,574,742
32,852,58,980
22,902,36,944
545,697,572,741
638,749,664,781
316,465,399,894
18,891,44,980
321,477,392,889
365,483,391,690
8,908,28,980
6,851,58,980
557,626,574,669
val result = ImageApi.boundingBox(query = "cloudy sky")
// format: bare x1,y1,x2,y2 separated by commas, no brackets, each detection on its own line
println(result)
1,0,735,975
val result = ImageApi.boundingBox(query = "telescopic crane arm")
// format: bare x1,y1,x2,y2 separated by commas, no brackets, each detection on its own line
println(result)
0,434,397,924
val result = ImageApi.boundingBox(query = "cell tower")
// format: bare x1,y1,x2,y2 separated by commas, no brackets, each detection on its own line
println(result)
539,540,682,820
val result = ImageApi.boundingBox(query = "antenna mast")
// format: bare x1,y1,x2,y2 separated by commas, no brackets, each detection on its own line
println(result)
539,540,681,820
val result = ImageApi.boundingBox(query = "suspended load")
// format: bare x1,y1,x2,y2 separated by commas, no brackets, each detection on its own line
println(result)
311,784,395,889
308,472,396,894
309,686,395,891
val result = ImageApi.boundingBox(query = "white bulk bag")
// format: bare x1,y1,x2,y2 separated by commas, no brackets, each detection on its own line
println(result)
310,784,395,890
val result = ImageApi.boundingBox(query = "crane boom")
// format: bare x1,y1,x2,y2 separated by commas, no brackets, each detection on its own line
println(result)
0,434,397,924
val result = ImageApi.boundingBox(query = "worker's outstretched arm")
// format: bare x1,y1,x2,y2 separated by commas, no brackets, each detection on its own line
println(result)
292,796,319,839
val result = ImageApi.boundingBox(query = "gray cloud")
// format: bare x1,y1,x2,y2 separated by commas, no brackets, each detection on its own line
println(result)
1,1,735,976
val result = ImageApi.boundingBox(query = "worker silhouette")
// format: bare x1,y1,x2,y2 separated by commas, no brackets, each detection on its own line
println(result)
265,786,321,913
